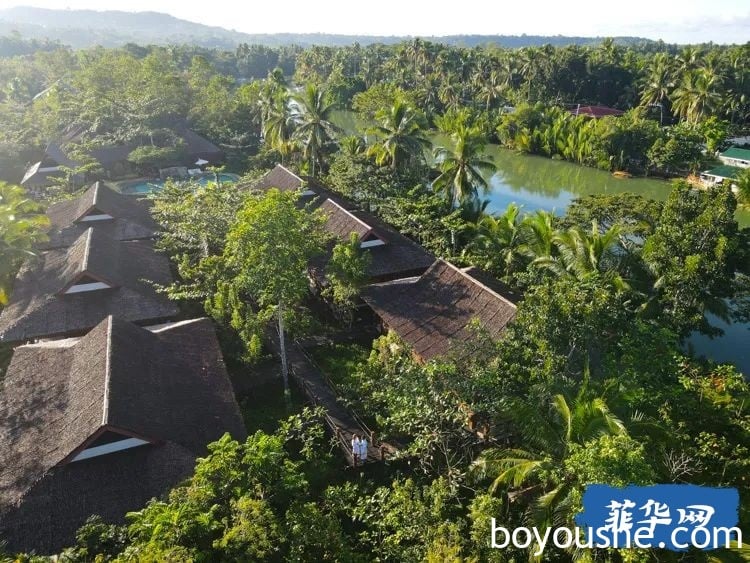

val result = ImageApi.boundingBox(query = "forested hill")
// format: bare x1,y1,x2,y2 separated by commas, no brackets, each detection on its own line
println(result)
0,6,656,50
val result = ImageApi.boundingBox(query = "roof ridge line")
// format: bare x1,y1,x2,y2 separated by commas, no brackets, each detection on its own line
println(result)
324,197,374,234
438,259,518,309
148,317,206,333
277,164,304,184
81,227,94,272
101,315,113,425
91,181,100,207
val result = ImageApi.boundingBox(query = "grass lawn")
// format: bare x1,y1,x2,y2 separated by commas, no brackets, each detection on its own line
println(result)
308,342,370,391
237,377,306,435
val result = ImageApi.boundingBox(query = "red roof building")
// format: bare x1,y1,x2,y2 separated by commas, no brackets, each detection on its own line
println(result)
570,105,625,118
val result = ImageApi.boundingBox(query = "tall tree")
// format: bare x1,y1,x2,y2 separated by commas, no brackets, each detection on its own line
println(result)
641,181,745,336
670,69,720,123
467,203,525,278
639,53,673,111
366,99,430,171
291,84,339,177
324,232,371,326
519,209,557,262
262,89,297,164
471,392,651,533
540,222,627,289
432,127,496,205
736,168,750,206
220,189,326,401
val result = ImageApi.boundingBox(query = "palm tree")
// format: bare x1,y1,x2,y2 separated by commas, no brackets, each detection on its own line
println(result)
519,47,543,101
472,393,626,528
639,53,673,110
467,203,525,278
438,81,462,112
257,82,279,132
339,135,366,157
519,209,556,261
478,70,505,111
0,183,49,304
262,90,296,164
366,100,431,171
432,127,496,205
291,84,339,178
536,222,628,289
675,46,702,73
670,69,720,123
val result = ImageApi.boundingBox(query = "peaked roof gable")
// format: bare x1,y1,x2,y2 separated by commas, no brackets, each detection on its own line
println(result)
318,197,377,241
0,316,245,515
249,164,307,192
0,229,177,342
44,182,158,250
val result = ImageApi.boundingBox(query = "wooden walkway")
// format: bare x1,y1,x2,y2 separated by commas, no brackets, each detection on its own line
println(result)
267,330,397,466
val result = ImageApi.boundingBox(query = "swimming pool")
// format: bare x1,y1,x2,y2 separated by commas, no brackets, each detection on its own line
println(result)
117,173,240,195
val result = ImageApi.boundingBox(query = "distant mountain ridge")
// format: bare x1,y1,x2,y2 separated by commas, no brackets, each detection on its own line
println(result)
0,6,657,50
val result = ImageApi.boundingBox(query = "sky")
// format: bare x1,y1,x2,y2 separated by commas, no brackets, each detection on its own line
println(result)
0,0,749,43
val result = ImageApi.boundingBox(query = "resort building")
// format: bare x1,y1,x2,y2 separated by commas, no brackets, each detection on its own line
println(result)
0,316,246,554
42,181,159,250
251,165,435,283
700,147,750,190
311,194,435,283
21,127,224,191
250,163,315,195
700,165,742,189
0,227,178,343
718,147,750,169
362,259,519,362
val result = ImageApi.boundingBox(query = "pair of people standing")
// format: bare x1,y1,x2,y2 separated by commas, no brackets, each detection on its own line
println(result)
351,434,368,466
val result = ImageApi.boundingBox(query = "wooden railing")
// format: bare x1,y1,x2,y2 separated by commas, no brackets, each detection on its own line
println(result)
295,342,379,445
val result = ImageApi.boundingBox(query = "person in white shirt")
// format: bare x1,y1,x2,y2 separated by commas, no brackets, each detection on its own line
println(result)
358,436,368,464
351,434,361,466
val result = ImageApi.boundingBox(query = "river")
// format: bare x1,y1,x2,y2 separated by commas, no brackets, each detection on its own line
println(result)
332,110,750,375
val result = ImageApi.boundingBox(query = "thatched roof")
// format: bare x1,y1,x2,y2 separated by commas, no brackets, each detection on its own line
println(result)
177,127,224,160
43,182,158,249
0,228,178,342
20,161,62,187
0,316,246,554
248,165,433,282
246,163,308,193
362,259,518,361
310,193,434,282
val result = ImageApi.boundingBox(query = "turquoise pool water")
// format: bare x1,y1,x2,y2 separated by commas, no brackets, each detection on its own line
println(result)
118,173,240,195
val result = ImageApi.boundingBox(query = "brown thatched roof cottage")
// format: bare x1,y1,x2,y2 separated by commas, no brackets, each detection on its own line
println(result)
250,165,434,283
0,227,178,343
43,182,159,250
0,316,246,554
362,259,519,361
311,194,435,283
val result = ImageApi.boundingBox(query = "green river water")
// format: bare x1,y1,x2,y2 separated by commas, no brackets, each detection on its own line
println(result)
332,111,750,375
